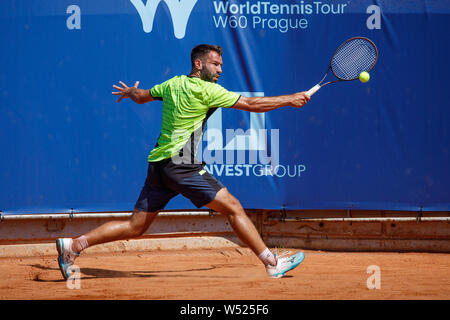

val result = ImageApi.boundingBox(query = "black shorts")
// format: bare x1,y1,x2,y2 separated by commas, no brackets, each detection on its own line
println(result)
134,159,225,212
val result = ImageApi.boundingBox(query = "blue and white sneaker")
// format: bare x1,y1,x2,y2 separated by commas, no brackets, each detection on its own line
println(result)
56,238,79,280
266,251,305,278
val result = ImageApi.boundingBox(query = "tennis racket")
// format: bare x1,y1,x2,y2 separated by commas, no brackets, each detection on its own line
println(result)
306,37,378,97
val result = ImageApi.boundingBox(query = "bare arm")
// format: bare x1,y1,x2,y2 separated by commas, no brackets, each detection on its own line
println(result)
112,81,155,104
232,92,310,113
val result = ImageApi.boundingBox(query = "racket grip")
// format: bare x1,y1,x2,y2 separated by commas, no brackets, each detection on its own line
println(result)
306,84,321,97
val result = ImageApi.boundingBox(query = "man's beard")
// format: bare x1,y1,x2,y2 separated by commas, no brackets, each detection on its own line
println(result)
201,69,219,83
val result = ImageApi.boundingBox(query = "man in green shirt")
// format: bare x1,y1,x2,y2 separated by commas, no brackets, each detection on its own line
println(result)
57,44,310,279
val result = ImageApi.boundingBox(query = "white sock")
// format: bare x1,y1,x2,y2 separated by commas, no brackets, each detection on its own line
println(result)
72,235,89,254
258,248,277,267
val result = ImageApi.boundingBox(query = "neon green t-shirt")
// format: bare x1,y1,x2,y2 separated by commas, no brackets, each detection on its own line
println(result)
148,75,240,162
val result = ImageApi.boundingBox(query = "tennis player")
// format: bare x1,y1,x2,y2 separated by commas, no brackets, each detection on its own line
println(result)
56,44,310,280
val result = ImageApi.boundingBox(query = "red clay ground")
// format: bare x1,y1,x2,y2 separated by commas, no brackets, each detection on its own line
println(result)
0,248,449,300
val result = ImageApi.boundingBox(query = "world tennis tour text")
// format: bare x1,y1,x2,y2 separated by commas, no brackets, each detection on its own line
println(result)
68,1,381,38
213,15,309,33
213,1,348,15
213,0,348,33
179,304,269,317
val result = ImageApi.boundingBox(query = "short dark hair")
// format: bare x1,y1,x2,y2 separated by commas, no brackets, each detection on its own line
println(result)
191,44,223,67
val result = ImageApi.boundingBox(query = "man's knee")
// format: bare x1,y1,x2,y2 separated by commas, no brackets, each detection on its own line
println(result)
129,210,158,236
210,188,245,216
225,190,244,209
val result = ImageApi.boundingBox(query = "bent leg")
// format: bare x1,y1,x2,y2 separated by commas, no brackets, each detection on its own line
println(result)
205,188,267,257
73,210,158,251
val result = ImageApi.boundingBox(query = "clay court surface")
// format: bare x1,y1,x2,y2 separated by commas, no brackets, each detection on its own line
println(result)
0,247,448,300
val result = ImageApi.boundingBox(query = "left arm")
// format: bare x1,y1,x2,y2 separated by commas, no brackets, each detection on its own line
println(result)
112,81,155,104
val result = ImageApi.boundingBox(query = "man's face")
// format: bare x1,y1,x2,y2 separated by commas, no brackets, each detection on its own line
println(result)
199,51,223,83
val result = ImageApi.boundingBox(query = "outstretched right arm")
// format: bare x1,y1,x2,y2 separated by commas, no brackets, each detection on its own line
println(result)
232,92,310,113
112,81,155,104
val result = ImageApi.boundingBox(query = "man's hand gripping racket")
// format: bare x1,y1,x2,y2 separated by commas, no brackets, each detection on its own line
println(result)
306,37,378,97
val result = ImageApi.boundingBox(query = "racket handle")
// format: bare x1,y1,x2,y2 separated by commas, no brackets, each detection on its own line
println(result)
306,84,321,97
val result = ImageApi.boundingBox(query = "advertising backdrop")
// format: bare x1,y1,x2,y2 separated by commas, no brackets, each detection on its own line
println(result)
1,0,449,214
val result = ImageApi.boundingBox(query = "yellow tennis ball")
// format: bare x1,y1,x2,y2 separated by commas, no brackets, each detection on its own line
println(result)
359,71,370,83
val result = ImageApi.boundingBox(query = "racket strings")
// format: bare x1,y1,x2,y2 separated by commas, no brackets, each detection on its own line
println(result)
331,38,377,80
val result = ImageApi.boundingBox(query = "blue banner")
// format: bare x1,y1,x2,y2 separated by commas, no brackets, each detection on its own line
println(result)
1,0,449,214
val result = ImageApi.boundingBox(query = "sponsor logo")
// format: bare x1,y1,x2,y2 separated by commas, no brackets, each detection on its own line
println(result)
130,0,198,39
201,92,306,178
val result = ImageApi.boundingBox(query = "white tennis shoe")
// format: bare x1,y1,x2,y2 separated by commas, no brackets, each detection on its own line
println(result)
266,251,305,278
56,238,79,280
